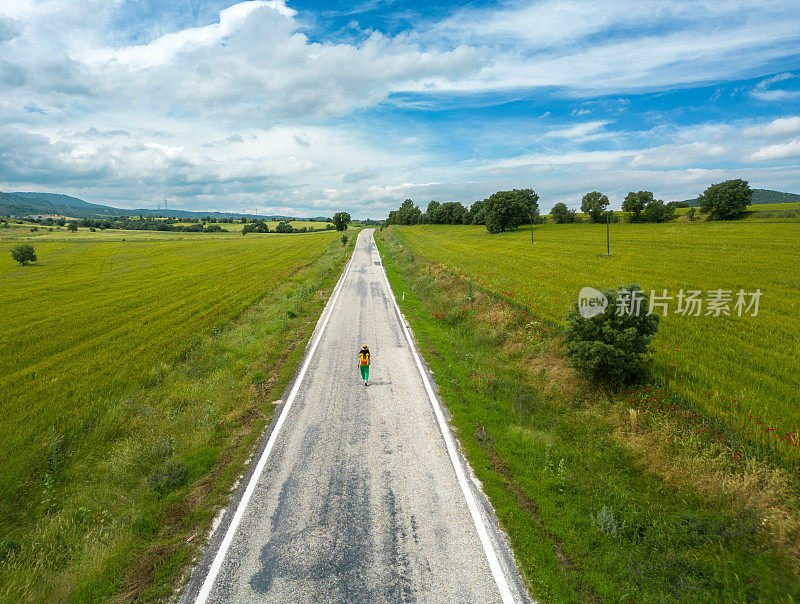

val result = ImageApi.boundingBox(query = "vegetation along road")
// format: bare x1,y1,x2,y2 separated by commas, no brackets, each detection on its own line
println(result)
180,229,528,603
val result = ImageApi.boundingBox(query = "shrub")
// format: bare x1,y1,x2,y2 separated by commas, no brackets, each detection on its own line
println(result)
11,244,37,265
564,284,659,386
341,233,349,246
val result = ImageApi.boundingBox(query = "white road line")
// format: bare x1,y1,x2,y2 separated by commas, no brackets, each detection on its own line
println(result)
194,235,359,604
376,235,517,604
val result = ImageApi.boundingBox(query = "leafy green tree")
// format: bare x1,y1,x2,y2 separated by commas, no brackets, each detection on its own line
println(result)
66,220,78,232
581,191,610,223
483,189,538,235
341,233,349,246
468,199,485,225
698,179,752,220
564,284,659,386
687,207,696,221
436,201,468,225
643,199,674,223
275,221,293,233
550,202,572,224
332,211,351,231
622,191,652,222
425,201,441,224
386,199,421,225
11,244,37,265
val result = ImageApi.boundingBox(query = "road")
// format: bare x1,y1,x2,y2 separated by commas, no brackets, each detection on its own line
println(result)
180,229,529,603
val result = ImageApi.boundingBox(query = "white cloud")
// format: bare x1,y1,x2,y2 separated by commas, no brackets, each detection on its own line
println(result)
1,1,799,216
744,116,800,137
750,139,800,161
540,120,611,140
751,72,799,101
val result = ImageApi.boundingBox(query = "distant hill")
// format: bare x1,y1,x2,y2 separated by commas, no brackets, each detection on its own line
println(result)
0,192,73,217
13,192,97,208
679,188,800,207
1,191,307,221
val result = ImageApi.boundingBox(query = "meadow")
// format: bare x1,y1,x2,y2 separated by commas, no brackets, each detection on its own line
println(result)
171,219,332,232
392,222,800,464
0,226,347,600
376,226,799,601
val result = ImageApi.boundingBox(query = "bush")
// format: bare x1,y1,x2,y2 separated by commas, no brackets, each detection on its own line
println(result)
564,284,659,386
11,244,37,265
341,234,349,246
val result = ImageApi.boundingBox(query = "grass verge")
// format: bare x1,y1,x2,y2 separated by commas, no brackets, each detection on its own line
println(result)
375,227,799,602
0,234,357,602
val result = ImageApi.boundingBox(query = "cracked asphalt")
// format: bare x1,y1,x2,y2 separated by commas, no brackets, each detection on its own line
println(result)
181,229,529,603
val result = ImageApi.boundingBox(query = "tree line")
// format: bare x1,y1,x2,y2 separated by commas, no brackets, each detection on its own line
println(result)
384,179,754,234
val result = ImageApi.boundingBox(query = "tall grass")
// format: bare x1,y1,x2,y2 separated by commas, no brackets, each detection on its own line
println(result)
0,228,348,600
393,222,800,464
376,227,799,601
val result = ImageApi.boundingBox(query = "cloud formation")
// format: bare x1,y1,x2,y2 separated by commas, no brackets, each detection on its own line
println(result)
0,0,799,216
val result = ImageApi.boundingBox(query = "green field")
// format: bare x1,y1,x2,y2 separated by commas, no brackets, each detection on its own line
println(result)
171,220,332,232
377,226,799,601
0,227,348,600
392,223,800,462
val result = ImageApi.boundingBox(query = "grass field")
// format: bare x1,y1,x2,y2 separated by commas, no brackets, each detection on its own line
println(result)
0,227,349,600
377,227,799,601
171,220,332,232
391,223,800,464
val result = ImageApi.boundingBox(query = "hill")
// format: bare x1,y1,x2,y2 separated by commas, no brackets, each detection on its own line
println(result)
2,191,309,221
680,188,800,207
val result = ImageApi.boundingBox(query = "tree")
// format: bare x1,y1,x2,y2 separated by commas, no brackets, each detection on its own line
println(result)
67,220,78,232
698,179,752,220
341,233,349,246
564,284,660,386
643,199,674,223
483,189,537,235
275,221,293,233
550,202,572,224
332,211,351,231
425,201,441,224
687,207,696,221
11,244,37,265
581,191,610,223
386,199,422,225
468,199,486,225
622,191,652,222
436,202,468,225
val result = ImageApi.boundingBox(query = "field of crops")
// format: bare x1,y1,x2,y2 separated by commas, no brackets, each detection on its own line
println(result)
392,222,800,462
0,227,338,530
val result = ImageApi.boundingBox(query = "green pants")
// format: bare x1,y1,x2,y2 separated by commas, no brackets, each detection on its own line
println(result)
360,364,370,381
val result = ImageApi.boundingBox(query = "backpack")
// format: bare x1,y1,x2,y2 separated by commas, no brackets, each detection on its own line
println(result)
359,350,370,366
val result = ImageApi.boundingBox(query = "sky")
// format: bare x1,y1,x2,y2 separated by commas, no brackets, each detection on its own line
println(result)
1,0,799,217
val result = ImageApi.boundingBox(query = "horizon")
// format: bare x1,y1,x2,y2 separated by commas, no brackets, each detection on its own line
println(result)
1,1,799,218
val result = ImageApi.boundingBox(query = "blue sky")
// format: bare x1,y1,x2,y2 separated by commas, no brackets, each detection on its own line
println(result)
1,1,799,217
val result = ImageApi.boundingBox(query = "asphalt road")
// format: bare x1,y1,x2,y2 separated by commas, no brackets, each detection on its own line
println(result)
181,229,529,603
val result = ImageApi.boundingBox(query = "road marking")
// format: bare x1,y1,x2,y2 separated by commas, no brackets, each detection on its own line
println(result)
375,234,517,604
194,234,359,604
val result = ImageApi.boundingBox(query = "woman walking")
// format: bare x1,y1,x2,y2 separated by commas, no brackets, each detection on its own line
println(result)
358,345,370,386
